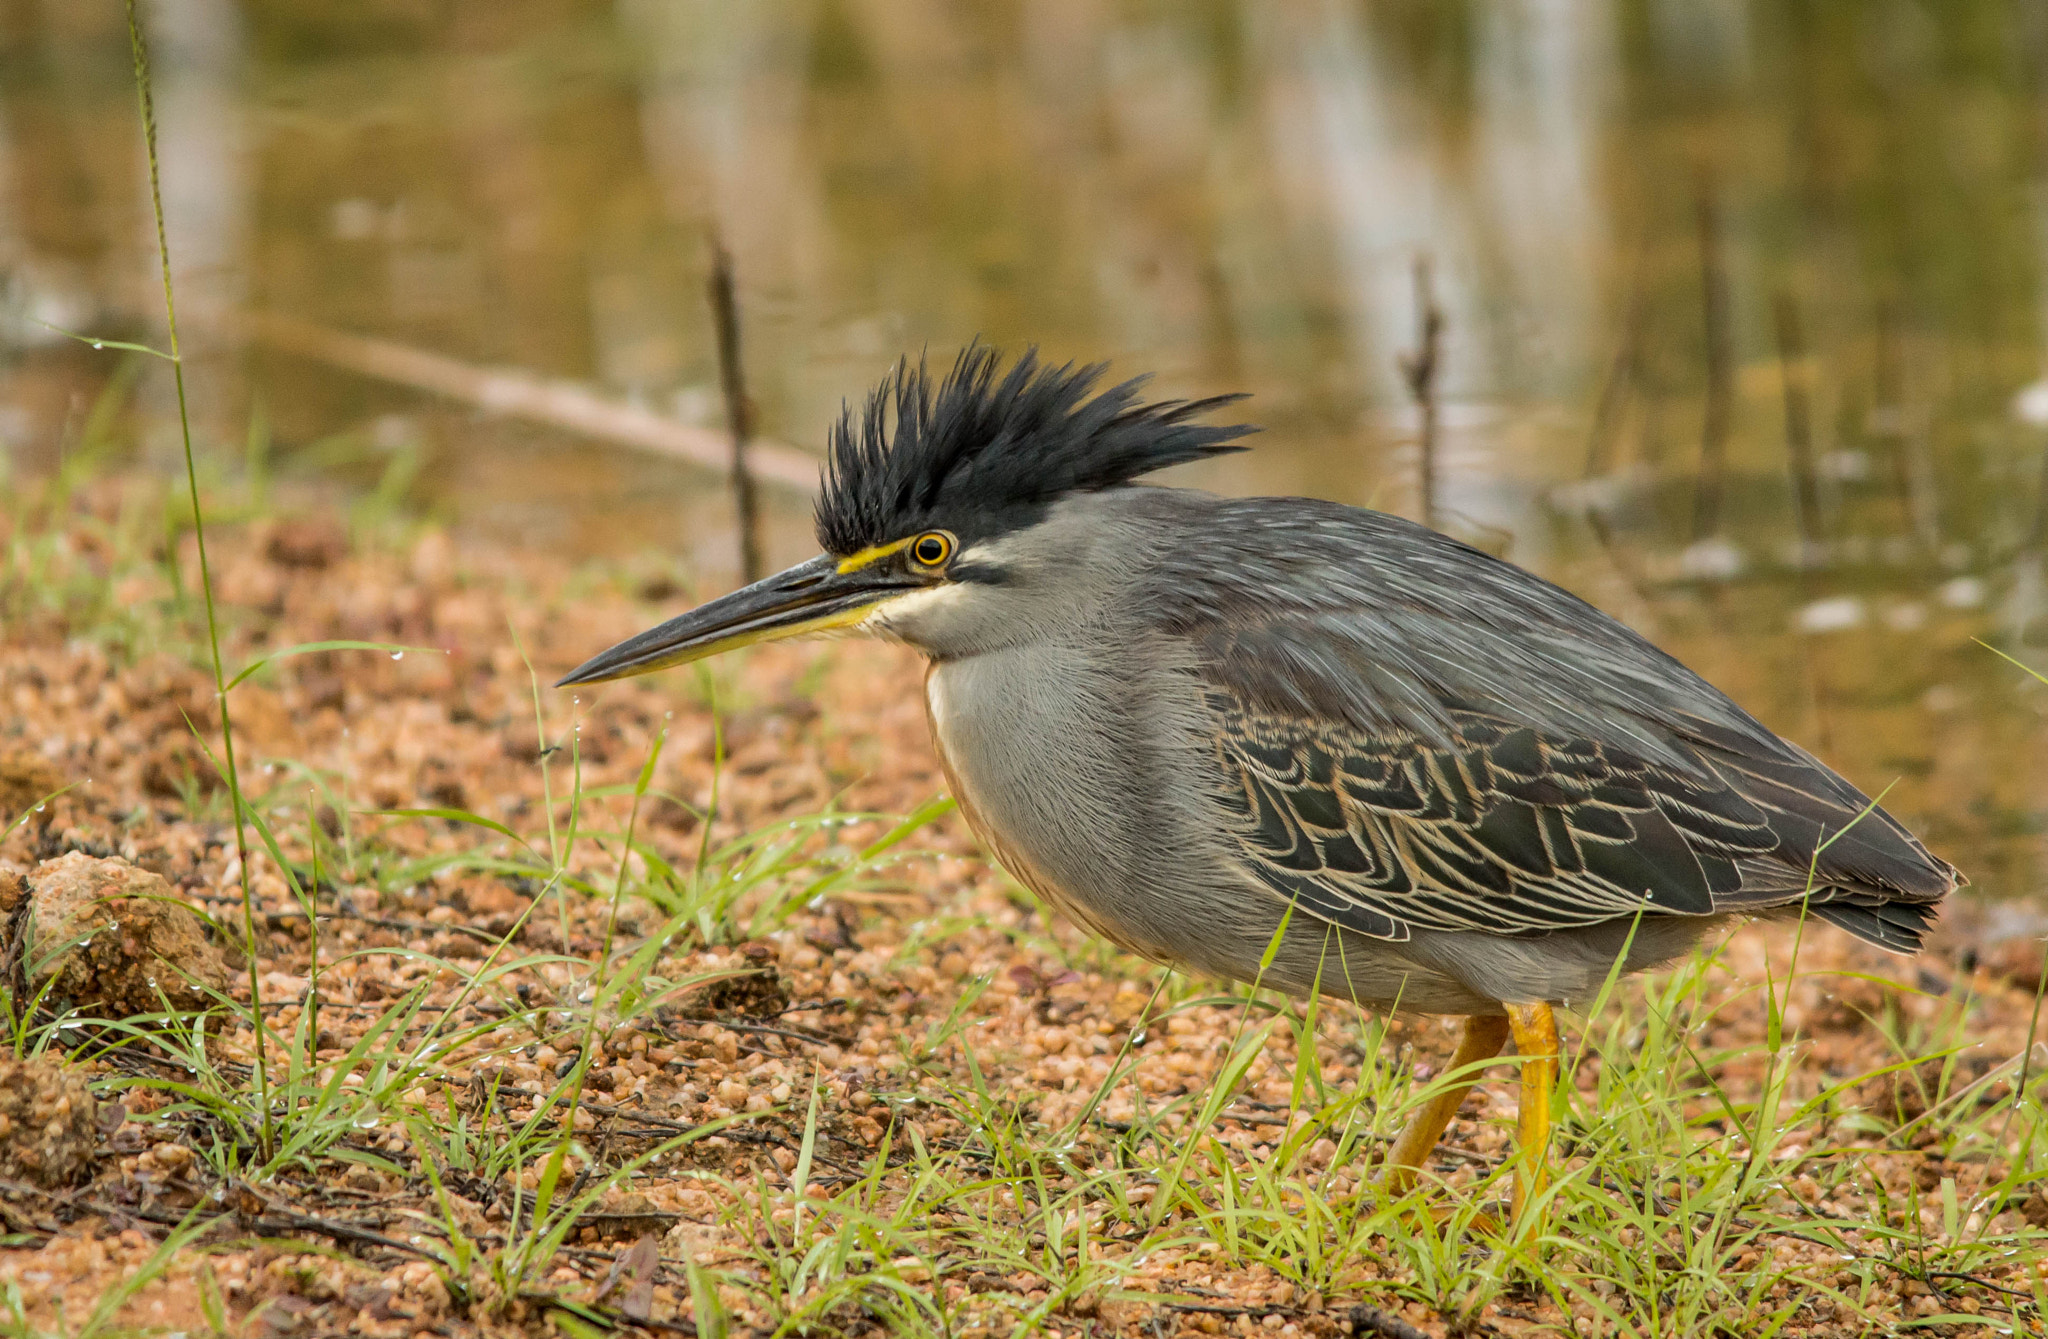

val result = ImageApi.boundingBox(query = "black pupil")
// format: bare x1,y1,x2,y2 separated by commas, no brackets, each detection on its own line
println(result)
915,536,946,564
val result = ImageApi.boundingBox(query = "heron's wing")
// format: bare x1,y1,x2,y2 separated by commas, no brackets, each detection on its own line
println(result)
1202,692,1950,951
1151,495,1954,949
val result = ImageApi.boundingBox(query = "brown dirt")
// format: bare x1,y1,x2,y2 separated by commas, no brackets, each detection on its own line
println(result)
0,484,2040,1337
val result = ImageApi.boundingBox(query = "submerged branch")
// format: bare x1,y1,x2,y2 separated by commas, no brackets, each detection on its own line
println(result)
228,308,818,492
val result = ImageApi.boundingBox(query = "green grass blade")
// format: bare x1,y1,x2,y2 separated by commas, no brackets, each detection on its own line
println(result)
225,639,439,691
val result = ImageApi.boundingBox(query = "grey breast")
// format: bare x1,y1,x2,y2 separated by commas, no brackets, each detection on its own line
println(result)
924,632,1228,963
926,632,1520,1014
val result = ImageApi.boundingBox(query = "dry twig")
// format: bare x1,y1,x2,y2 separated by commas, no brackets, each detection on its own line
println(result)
707,236,765,582
1398,254,1445,531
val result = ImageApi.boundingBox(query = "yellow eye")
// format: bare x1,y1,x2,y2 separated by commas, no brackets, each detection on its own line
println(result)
910,531,954,568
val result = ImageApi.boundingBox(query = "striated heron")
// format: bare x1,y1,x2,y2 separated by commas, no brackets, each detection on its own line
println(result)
561,348,1959,1229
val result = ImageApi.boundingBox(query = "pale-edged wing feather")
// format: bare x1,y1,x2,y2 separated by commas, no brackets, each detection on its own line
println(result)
1149,498,1958,951
1203,693,1948,950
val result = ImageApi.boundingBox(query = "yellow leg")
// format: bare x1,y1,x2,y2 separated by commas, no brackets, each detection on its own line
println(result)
1380,1014,1510,1193
1506,1000,1559,1232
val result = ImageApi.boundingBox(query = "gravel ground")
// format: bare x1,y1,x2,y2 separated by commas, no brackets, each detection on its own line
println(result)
3,488,2046,1337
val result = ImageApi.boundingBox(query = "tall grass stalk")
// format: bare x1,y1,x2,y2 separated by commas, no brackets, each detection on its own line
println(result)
123,0,270,1156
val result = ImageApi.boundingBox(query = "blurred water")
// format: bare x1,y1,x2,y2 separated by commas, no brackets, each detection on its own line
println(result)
2,0,2047,914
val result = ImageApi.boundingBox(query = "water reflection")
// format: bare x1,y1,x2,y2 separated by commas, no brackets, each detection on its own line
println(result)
1,0,2044,913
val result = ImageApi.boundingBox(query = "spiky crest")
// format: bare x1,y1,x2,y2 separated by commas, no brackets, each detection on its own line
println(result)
815,345,1255,554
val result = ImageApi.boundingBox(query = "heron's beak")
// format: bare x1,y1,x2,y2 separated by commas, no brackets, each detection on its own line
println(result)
556,552,915,685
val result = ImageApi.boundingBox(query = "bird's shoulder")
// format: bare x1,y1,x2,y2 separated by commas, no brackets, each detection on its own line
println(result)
1136,493,1749,767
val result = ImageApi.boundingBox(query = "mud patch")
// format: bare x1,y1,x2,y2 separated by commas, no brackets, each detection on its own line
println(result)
681,945,791,1021
0,1053,96,1187
261,514,351,570
20,853,228,1021
0,750,63,825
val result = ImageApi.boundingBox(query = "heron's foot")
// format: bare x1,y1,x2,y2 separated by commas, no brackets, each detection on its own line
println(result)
1371,1183,1511,1239
1432,1199,1506,1238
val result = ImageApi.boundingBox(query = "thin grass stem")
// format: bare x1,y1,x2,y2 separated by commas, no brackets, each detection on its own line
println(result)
123,0,269,1159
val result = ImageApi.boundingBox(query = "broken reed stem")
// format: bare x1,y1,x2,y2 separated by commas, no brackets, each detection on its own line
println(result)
708,236,764,584
2031,440,2048,552
1583,253,1647,481
1773,290,1824,550
1399,254,1444,531
1873,297,1906,509
124,0,270,1155
1693,178,1733,542
1872,300,1942,550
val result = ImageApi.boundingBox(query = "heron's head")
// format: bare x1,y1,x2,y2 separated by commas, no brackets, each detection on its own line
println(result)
557,346,1254,684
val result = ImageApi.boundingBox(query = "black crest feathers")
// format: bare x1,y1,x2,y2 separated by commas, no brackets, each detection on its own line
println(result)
814,346,1256,554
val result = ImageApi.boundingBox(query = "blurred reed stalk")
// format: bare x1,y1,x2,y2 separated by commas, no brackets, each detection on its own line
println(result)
1872,301,1942,550
1693,177,1733,542
2030,439,2048,552
1582,253,1647,481
1399,254,1444,531
124,0,271,1152
1773,290,1825,553
709,236,764,583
